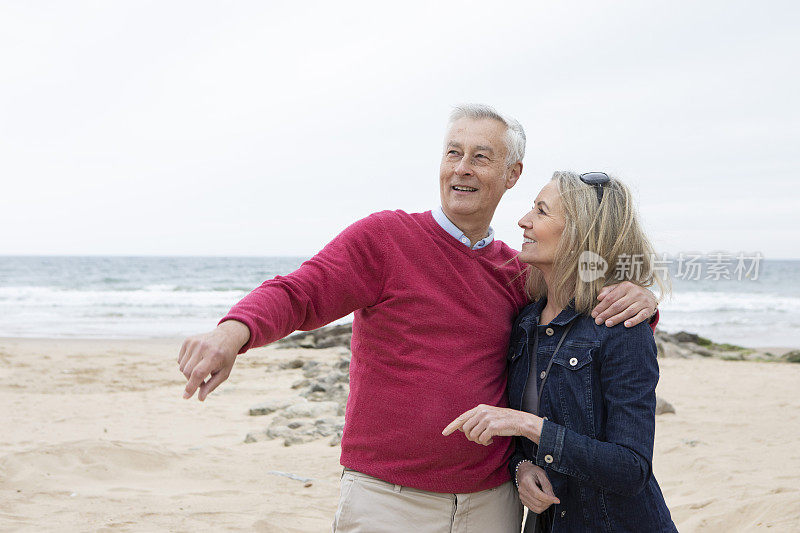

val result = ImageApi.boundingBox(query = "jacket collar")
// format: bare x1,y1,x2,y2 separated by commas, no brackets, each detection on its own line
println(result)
522,297,582,327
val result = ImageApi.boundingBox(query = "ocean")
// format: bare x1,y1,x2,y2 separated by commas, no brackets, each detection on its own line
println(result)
1,256,798,348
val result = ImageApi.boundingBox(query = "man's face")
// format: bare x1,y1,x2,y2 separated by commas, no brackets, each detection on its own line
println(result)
439,117,521,224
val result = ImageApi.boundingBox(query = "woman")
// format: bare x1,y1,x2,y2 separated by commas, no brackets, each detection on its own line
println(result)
443,171,676,532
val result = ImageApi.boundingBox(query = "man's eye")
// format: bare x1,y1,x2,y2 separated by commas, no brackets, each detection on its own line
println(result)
447,150,460,156
476,154,487,159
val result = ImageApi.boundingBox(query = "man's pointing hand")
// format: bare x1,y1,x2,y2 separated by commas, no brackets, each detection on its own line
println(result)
177,320,250,401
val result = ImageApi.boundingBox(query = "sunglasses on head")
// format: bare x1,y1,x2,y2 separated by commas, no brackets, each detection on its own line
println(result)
579,172,610,203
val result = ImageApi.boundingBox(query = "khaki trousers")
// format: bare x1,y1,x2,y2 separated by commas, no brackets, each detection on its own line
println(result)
332,468,523,533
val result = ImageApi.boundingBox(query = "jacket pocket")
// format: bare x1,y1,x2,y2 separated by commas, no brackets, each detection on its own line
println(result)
551,343,593,371
550,343,597,437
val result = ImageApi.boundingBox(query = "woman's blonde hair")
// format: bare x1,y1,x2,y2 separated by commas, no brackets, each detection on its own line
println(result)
524,171,670,314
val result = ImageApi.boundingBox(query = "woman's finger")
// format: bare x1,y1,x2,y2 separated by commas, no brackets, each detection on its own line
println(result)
535,470,556,498
476,425,497,445
525,487,559,508
526,479,559,505
467,418,490,442
461,415,482,441
520,492,552,514
441,407,476,436
441,418,463,436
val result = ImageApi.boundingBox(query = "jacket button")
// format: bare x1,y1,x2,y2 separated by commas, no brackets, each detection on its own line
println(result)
540,371,546,379
544,454,554,464
569,357,578,366
561,510,566,518
545,327,554,336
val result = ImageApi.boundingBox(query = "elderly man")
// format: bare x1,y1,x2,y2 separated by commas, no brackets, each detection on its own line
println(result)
177,104,658,532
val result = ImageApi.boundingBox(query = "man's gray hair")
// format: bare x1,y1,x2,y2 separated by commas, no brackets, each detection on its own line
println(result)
447,103,526,166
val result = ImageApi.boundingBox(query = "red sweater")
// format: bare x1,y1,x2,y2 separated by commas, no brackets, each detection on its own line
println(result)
222,210,530,492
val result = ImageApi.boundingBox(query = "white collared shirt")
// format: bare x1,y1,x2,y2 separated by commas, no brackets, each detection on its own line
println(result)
431,206,495,250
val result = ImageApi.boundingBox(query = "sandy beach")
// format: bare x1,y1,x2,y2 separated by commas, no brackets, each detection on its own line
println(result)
1,337,799,532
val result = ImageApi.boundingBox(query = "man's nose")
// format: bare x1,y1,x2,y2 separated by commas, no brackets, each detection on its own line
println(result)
454,157,473,176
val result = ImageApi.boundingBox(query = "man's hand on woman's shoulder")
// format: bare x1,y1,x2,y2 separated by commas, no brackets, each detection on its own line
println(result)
591,281,658,328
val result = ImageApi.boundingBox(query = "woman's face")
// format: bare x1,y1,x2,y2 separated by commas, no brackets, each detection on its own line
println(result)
517,180,566,268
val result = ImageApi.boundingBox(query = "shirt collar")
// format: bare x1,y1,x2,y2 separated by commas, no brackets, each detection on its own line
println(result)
431,206,494,250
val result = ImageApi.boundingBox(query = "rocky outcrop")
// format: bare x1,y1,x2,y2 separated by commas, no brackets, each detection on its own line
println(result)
253,323,743,445
655,396,676,415
246,351,350,447
275,322,772,362
781,350,800,363
273,324,353,350
248,399,293,416
654,330,770,361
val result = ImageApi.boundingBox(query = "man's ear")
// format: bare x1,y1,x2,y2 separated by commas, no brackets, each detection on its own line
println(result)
505,161,523,190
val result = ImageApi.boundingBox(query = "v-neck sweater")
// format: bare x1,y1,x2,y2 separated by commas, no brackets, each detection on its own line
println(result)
221,209,530,493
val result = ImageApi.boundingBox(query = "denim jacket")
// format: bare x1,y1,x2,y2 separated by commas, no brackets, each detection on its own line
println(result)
507,298,677,532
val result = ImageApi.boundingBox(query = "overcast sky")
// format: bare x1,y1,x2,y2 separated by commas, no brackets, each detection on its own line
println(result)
1,0,798,259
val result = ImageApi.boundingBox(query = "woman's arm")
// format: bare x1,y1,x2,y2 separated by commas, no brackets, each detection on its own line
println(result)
444,323,658,496
532,322,659,496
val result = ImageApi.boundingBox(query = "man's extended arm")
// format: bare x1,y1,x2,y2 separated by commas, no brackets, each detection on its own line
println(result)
177,212,389,400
